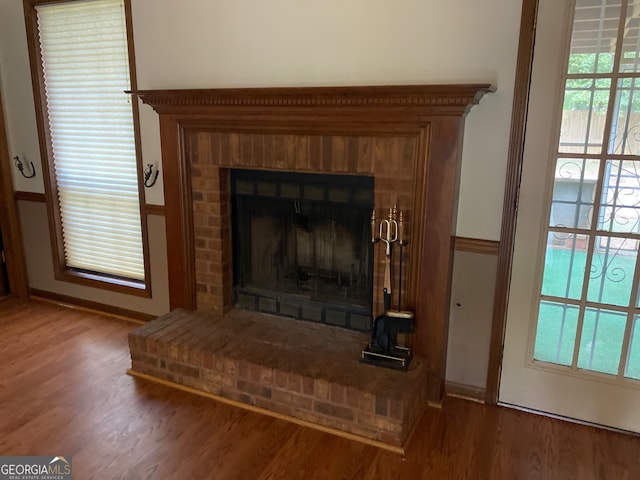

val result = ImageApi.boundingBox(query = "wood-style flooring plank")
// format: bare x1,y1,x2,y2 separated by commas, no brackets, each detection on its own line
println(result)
1,299,639,479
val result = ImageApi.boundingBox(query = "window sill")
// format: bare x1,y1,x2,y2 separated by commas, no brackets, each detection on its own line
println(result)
55,268,151,298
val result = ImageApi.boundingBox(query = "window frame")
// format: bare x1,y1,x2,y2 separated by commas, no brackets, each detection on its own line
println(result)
23,0,151,297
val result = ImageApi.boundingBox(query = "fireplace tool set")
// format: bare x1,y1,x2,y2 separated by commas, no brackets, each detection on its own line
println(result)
361,205,415,371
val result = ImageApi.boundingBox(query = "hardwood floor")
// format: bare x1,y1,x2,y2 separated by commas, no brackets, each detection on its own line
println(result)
1,299,639,479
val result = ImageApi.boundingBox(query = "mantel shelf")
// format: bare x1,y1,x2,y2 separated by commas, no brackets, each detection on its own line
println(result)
129,84,495,116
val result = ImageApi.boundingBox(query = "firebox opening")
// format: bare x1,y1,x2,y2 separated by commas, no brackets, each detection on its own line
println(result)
231,169,374,331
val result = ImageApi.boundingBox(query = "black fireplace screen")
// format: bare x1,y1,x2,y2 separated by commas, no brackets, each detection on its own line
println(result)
231,169,374,331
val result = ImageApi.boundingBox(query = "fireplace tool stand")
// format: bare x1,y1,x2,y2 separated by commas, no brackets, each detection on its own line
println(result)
361,205,415,371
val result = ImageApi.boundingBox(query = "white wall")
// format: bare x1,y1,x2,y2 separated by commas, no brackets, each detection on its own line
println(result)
0,0,44,194
0,0,522,239
132,0,522,236
447,251,499,389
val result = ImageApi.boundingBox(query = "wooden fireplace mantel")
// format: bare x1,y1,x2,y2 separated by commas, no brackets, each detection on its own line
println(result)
132,84,494,405
131,84,493,115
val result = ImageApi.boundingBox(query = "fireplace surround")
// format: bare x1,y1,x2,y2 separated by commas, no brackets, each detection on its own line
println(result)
132,84,494,405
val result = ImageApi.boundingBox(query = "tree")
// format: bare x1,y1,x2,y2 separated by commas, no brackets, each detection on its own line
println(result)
564,52,640,114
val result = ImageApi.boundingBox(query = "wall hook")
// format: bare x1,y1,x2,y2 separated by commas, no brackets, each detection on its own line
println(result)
143,163,159,188
14,156,36,179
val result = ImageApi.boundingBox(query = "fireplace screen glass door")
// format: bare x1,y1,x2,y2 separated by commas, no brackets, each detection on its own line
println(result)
231,169,374,331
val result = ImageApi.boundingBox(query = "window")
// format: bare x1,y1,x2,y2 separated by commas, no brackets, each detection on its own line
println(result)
533,0,640,380
24,0,149,295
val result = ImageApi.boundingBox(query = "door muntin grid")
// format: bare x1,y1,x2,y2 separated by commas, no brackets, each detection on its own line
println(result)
533,0,640,381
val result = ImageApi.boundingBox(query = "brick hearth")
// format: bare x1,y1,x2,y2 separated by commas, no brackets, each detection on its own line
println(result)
128,309,427,447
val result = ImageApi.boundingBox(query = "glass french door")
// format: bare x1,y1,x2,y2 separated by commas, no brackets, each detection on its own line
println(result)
500,0,640,432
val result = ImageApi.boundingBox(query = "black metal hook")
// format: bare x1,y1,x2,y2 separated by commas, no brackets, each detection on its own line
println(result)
143,163,159,188
14,156,36,179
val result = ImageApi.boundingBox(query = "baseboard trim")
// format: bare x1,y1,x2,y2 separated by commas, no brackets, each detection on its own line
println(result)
14,192,167,218
454,237,500,255
445,381,486,404
127,369,408,454
30,288,154,324
14,190,46,202
145,204,166,216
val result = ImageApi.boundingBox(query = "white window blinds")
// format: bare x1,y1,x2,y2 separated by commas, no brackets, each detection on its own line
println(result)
36,0,145,281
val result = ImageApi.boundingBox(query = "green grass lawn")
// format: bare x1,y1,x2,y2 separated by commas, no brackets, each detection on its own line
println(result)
534,247,640,379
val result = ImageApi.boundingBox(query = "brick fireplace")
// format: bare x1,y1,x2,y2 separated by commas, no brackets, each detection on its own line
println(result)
129,85,493,446
187,128,419,319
